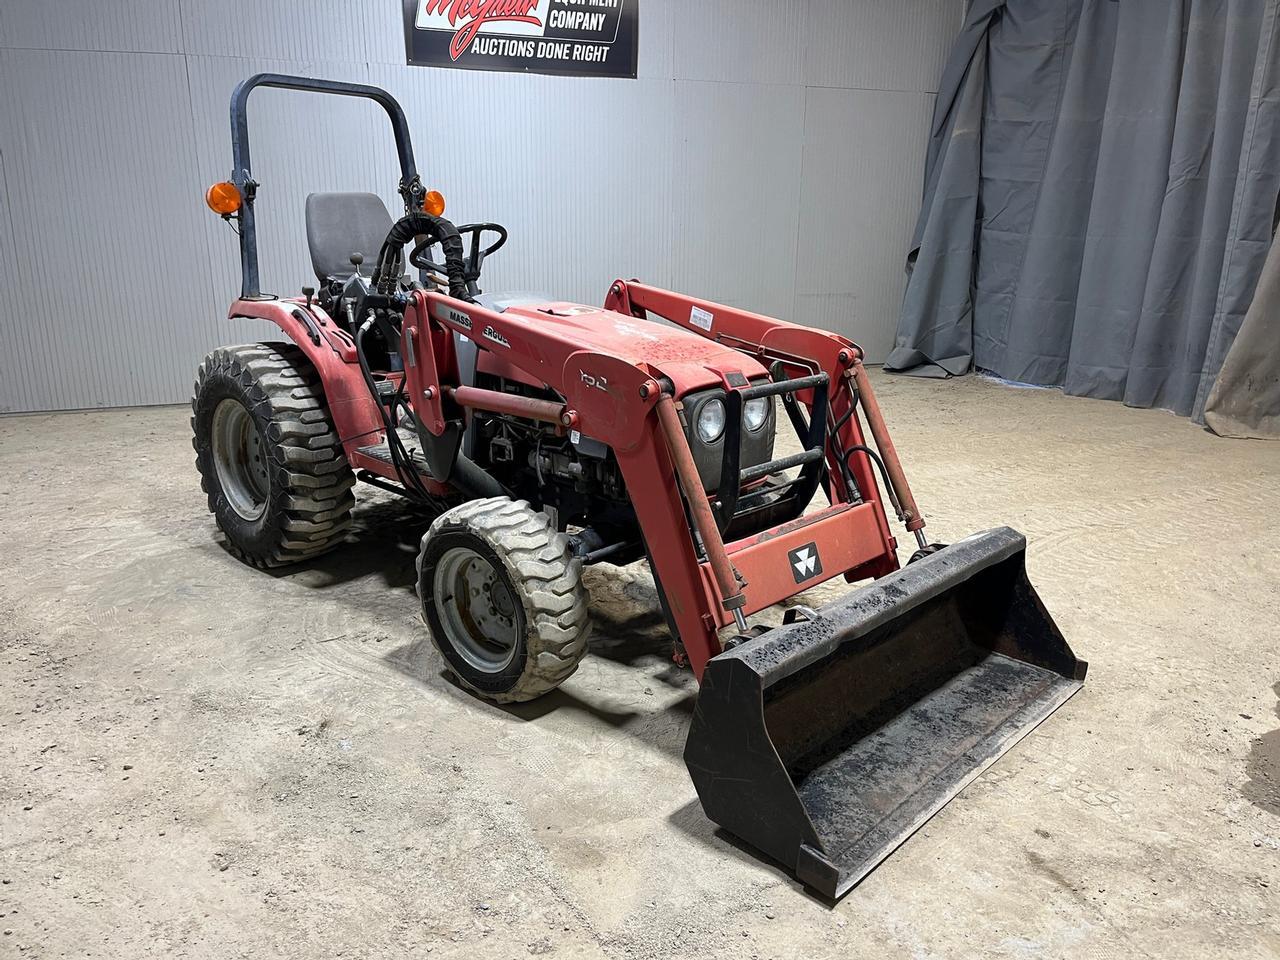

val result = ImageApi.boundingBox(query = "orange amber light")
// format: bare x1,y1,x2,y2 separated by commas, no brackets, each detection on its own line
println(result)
423,190,446,216
205,181,242,216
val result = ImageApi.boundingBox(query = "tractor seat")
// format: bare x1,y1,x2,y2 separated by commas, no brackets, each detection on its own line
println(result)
305,192,393,282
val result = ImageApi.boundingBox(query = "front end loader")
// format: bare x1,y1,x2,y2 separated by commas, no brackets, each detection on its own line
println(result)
193,74,1086,899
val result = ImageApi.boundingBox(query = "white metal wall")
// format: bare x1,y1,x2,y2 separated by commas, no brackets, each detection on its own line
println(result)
0,0,960,413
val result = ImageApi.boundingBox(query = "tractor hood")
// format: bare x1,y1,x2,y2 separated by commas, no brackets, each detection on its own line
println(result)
502,301,770,394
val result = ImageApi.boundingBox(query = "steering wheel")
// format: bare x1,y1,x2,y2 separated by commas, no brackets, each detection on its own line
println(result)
410,222,507,284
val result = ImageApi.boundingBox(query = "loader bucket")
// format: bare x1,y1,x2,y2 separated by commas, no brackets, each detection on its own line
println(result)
683,526,1086,900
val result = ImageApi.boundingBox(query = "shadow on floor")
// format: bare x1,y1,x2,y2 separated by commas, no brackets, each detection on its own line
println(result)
1243,681,1280,818
380,630,698,761
262,496,437,591
667,797,830,906
209,493,705,756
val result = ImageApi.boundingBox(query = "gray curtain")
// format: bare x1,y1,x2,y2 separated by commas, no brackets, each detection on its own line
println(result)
889,0,1280,422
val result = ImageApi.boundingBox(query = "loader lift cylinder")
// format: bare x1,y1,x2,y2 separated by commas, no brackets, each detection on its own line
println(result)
850,360,925,535
654,391,749,633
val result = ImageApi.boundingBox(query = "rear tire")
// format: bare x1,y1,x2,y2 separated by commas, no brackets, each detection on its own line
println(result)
417,498,590,703
192,342,356,567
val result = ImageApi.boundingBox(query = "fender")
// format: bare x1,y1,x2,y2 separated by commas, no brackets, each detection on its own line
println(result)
229,298,384,457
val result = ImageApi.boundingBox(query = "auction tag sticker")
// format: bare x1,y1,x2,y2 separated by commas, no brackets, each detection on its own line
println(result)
690,305,714,332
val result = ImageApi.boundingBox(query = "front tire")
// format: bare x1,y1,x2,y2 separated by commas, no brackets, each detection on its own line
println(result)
417,498,590,703
192,342,356,567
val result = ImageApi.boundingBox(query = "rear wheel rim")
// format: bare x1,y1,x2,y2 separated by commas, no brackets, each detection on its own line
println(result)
211,398,270,522
433,546,520,674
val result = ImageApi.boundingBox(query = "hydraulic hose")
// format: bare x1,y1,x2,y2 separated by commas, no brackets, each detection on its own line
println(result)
355,316,437,505
373,212,468,299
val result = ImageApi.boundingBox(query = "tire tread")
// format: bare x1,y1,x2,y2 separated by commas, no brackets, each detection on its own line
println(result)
192,342,356,568
416,497,591,703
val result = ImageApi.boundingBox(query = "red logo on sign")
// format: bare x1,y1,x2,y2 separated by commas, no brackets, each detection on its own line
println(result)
422,0,543,60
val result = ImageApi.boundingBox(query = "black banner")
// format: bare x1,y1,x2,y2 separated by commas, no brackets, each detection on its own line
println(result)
403,0,638,79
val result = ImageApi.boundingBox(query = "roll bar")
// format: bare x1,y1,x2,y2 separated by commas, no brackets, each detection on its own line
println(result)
228,73,425,299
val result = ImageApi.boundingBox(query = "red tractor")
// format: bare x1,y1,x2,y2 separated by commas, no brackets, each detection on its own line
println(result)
193,75,1086,899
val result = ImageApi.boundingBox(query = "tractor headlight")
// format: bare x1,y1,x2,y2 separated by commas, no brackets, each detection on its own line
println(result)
679,386,775,493
696,398,726,443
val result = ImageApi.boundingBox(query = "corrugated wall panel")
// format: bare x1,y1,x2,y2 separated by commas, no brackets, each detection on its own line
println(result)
0,48,208,411
807,0,960,92
674,0,808,86
794,86,935,358
672,80,805,321
0,137,26,414
637,0,675,80
0,0,183,54
181,0,402,66
0,1,962,411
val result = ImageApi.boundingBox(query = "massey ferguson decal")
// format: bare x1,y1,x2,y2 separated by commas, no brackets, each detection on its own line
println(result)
787,542,823,584
403,0,638,78
482,325,511,348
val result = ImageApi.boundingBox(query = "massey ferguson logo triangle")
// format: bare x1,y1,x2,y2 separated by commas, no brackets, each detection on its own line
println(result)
788,542,823,584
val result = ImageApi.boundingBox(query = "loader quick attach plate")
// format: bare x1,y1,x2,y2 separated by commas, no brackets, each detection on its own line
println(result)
683,527,1087,900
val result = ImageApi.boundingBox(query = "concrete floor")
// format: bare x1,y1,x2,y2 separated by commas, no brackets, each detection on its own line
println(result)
1,374,1277,959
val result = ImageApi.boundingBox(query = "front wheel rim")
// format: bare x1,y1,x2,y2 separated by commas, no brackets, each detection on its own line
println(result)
432,546,520,674
211,398,270,522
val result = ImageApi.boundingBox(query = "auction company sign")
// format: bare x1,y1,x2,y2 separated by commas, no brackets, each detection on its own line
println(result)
403,0,638,78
